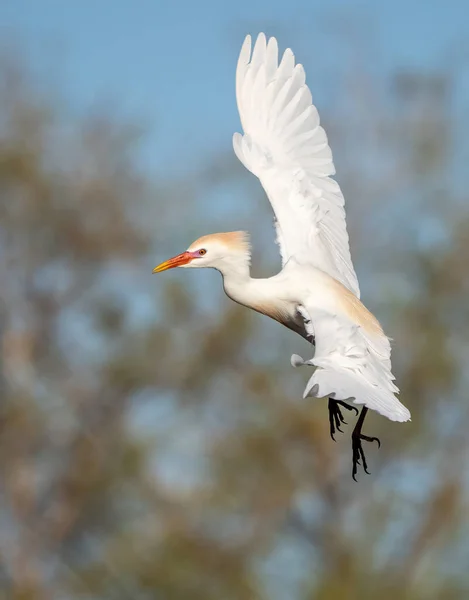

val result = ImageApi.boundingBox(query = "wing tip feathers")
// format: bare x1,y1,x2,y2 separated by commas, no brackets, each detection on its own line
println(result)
238,34,252,68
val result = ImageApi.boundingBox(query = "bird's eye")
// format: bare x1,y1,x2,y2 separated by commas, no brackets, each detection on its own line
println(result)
198,249,207,256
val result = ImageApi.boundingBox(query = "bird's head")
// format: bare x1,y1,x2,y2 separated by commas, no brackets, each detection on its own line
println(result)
153,231,251,275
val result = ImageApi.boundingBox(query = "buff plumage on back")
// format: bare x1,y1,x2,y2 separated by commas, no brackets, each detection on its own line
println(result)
233,33,360,298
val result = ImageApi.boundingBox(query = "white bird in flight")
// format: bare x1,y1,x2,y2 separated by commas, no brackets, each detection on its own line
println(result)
153,33,411,479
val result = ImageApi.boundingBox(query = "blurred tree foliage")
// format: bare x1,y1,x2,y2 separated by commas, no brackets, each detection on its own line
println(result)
0,44,468,600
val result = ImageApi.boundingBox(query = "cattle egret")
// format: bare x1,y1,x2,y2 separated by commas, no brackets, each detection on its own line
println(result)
153,33,411,480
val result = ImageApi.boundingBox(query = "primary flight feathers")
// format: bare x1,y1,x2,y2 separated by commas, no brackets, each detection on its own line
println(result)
233,33,360,298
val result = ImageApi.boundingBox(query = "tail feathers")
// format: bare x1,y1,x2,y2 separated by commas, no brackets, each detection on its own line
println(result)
303,365,411,423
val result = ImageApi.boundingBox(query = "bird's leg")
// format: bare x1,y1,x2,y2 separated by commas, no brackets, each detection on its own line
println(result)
351,407,381,481
328,398,358,441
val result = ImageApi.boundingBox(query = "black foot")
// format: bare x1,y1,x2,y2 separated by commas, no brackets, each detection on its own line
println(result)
328,398,359,441
351,407,381,481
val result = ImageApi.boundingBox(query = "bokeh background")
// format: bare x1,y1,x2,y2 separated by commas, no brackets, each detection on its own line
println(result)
1,1,469,598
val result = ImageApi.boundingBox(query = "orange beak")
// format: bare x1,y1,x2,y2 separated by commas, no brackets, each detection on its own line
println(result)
152,251,193,273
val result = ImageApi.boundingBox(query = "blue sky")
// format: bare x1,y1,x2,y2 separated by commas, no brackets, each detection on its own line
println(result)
1,0,468,175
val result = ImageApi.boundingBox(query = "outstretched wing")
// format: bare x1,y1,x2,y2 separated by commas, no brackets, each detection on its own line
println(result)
292,305,410,422
233,33,360,298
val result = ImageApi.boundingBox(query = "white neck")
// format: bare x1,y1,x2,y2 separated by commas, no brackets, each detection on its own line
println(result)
218,259,250,281
210,249,299,336
216,255,252,304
